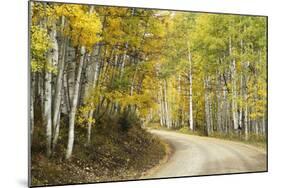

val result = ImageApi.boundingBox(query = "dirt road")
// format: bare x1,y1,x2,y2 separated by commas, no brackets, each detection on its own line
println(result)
146,130,267,178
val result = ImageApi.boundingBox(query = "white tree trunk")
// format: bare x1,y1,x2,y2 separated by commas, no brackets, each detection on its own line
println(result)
238,74,243,130
158,88,164,126
209,101,213,134
229,36,239,130
217,93,222,133
68,56,76,105
231,60,239,130
30,72,35,137
39,72,44,114
66,46,86,159
52,30,67,149
204,77,211,135
120,43,128,78
262,113,266,136
217,74,222,133
44,25,58,157
52,111,61,148
85,44,102,145
222,80,228,134
87,110,94,145
44,56,53,157
188,45,194,131
244,100,249,141
93,46,101,88
244,61,249,140
163,80,171,128
30,3,34,137
62,68,71,113
130,64,138,96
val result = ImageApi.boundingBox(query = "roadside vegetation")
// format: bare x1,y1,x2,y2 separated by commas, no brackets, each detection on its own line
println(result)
148,123,266,150
31,113,166,186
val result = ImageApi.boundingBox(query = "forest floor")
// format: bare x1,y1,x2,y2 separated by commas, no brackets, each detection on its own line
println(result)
145,129,267,179
31,122,167,186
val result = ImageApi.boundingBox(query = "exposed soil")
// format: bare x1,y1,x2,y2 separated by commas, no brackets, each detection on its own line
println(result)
31,123,167,186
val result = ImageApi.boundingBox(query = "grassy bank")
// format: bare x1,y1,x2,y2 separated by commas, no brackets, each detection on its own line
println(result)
31,115,166,186
147,123,267,150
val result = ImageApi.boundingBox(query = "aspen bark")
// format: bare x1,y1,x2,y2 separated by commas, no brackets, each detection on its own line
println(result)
66,46,86,159
63,67,71,114
30,72,35,137
244,61,249,140
52,30,67,149
244,98,249,141
52,111,61,149
204,77,211,135
87,110,94,145
188,44,194,131
231,67,239,130
163,80,171,128
158,88,164,126
44,25,58,157
217,74,222,133
229,36,239,130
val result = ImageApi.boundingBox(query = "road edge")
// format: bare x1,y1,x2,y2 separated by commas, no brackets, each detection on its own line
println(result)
153,128,267,154
139,136,174,179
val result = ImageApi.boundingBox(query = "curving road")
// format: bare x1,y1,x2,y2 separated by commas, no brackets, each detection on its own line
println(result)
146,130,267,178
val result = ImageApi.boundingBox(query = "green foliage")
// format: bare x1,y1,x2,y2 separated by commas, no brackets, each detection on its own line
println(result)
118,111,141,132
